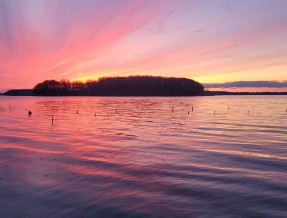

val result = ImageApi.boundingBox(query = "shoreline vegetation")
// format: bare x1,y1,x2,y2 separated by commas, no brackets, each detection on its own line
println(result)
1,76,287,96
4,76,205,96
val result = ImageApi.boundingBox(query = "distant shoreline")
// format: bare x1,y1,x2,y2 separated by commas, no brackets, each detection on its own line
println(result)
1,89,287,96
206,91,287,96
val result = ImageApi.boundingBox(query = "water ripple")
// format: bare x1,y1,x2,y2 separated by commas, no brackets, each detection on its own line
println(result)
0,96,287,217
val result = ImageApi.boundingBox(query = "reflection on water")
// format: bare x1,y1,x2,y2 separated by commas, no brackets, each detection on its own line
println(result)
0,96,287,217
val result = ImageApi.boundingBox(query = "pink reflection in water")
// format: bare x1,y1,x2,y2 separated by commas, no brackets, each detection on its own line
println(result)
0,96,287,217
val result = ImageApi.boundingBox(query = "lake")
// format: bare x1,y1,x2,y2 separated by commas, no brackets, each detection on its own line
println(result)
0,95,287,217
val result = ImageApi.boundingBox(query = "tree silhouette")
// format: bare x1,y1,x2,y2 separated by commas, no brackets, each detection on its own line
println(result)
34,76,204,96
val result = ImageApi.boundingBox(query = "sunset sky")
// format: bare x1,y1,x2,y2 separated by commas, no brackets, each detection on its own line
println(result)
0,0,287,92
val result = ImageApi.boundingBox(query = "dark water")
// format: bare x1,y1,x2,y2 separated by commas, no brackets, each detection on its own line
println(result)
0,96,287,217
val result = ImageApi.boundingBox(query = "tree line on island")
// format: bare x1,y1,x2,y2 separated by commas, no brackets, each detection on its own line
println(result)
3,76,287,96
32,76,205,96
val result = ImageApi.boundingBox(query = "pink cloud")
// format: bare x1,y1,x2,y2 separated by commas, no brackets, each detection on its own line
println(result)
0,0,287,90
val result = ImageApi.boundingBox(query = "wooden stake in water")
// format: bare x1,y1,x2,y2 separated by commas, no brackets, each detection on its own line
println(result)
76,111,78,114
95,112,96,117
192,106,193,112
214,110,216,116
28,111,32,116
228,106,229,110
51,115,54,126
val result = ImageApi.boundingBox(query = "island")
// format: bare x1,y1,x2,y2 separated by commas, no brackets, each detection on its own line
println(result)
3,76,286,96
4,76,205,96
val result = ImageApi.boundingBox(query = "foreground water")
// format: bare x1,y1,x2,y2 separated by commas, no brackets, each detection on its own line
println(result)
0,95,286,217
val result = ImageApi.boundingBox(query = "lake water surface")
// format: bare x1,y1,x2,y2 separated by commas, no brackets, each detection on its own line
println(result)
0,95,287,217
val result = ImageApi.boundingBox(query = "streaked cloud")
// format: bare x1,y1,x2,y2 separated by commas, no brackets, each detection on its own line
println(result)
0,0,287,90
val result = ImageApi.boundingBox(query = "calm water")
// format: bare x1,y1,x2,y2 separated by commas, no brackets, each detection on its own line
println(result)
0,95,287,217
